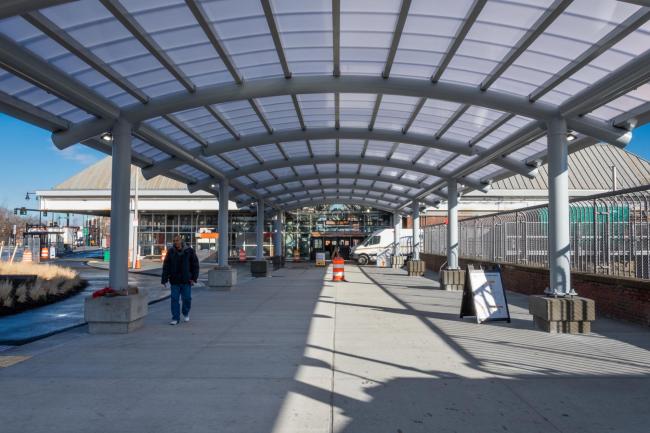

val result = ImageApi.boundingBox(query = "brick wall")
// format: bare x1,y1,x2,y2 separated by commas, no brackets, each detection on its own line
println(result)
421,253,650,327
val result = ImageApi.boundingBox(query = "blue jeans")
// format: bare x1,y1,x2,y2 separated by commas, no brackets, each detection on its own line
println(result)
170,284,192,321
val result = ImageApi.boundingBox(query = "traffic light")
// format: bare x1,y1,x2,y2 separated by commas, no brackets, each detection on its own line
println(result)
14,208,18,215
20,207,27,216
43,211,48,217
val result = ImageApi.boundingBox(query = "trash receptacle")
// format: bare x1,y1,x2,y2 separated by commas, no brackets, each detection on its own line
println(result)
103,249,110,262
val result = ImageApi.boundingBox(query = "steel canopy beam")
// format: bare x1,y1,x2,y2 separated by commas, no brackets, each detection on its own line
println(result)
282,198,398,213
383,0,412,78
0,91,70,131
52,75,627,148
263,185,423,204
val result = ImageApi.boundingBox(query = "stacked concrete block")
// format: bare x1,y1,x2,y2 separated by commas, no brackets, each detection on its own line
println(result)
208,266,238,290
84,289,148,334
407,260,425,276
440,269,465,291
392,255,405,269
529,295,595,334
250,260,268,277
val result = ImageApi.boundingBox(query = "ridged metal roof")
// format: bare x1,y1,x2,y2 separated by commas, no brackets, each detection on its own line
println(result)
492,143,650,190
54,157,187,190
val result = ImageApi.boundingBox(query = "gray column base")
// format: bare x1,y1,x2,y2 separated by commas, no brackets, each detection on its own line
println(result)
407,260,425,276
208,266,238,290
440,269,465,291
84,290,148,334
272,256,284,270
528,295,595,334
250,260,268,277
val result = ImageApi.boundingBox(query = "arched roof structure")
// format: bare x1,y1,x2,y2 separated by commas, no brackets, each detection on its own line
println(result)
1,0,649,213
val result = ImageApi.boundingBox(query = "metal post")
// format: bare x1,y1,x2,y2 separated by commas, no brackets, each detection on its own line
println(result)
256,200,264,260
273,210,282,257
218,179,229,268
447,181,459,269
547,116,573,296
131,169,139,269
109,118,132,290
411,201,420,261
393,212,401,257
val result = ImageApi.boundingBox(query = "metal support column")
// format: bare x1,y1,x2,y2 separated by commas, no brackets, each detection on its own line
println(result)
393,212,401,257
109,118,132,290
412,201,420,261
218,179,229,268
273,210,282,257
547,116,573,296
447,181,459,269
256,199,264,260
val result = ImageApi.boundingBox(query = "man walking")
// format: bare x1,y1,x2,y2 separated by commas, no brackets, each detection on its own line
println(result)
162,235,199,325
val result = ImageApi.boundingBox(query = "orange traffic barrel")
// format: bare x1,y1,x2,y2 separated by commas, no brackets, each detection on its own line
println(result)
332,257,345,282
23,248,33,263
161,248,167,262
293,248,300,262
40,247,49,261
239,247,247,262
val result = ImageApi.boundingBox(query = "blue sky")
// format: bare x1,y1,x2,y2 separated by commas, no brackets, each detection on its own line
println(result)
0,112,649,212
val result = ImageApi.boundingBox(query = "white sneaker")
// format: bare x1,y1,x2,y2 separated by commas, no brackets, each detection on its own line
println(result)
183,315,190,322
169,320,179,325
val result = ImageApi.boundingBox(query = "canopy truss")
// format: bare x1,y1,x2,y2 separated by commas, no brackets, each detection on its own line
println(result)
1,0,649,213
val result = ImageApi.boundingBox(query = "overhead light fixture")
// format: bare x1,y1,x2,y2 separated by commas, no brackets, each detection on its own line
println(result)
566,132,577,142
100,132,113,142
210,183,216,188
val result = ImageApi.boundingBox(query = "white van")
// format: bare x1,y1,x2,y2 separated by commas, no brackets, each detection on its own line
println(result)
350,228,414,265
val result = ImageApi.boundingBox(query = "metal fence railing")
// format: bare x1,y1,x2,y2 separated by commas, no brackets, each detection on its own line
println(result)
423,185,650,280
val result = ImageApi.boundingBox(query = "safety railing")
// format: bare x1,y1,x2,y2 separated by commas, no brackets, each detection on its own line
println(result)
422,185,650,280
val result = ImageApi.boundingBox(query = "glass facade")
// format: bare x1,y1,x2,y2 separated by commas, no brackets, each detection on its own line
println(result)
135,205,392,259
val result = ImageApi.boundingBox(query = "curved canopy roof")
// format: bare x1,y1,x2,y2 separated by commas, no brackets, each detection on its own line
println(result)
1,0,649,213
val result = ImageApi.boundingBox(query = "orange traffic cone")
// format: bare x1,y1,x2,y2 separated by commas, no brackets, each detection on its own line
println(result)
239,247,247,262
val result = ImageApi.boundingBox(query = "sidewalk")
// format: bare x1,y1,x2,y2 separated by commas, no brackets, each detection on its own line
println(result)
0,264,648,433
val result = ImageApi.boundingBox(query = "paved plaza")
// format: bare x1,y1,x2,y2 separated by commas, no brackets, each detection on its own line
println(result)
0,264,648,433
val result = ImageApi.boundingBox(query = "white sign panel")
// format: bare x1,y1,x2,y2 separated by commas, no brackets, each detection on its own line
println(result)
467,270,510,323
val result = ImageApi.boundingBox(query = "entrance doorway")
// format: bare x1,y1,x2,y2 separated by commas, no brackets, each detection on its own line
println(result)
310,232,366,260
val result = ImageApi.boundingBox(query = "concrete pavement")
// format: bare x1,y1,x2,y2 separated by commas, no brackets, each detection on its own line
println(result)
0,264,648,433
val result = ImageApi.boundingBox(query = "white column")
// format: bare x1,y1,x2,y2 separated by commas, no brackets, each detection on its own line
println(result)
447,181,459,269
547,116,573,296
411,201,420,261
109,119,131,290
256,199,264,260
393,212,401,257
218,179,229,268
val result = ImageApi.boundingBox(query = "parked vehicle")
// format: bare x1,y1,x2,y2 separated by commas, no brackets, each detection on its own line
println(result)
351,228,414,265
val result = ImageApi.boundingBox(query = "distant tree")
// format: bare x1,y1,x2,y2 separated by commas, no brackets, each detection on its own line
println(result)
0,207,38,246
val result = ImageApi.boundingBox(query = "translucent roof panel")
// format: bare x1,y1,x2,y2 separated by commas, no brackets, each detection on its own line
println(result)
171,107,233,143
298,93,335,128
214,100,267,136
409,99,461,136
340,0,402,75
256,95,300,131
272,0,333,75
339,94,375,128
374,94,420,131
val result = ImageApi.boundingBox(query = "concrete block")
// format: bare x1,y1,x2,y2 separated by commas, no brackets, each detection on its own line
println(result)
528,295,596,322
407,260,425,276
533,316,591,334
250,260,268,277
84,290,148,334
392,256,405,269
440,269,465,291
208,267,238,290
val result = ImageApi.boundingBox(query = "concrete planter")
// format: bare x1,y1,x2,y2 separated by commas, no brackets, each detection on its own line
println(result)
208,266,238,290
250,260,268,277
84,289,148,334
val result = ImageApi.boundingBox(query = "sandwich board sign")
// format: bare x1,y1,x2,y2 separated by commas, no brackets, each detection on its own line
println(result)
460,265,511,323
